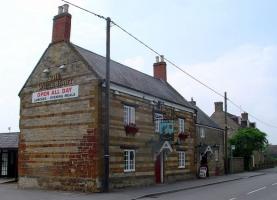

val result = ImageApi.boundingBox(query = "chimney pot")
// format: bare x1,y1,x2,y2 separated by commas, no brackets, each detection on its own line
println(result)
155,56,159,63
160,55,164,62
58,6,63,14
63,4,69,13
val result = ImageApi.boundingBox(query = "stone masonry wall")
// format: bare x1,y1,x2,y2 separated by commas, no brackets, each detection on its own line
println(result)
108,92,196,188
18,42,102,192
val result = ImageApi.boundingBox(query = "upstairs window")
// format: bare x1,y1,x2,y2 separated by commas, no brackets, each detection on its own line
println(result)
124,149,135,172
155,113,163,133
178,118,185,132
124,105,135,125
200,127,205,138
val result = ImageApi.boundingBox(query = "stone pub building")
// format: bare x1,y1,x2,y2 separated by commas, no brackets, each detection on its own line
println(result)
18,5,197,192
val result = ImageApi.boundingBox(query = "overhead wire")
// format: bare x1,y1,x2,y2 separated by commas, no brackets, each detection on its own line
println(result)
61,0,277,129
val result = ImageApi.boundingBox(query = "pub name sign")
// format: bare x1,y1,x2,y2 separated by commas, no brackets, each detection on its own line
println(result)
32,73,79,103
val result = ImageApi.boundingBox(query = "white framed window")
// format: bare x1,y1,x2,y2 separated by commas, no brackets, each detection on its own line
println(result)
178,118,185,132
124,105,135,125
200,127,205,138
214,150,219,161
124,149,135,172
155,113,163,133
178,151,186,168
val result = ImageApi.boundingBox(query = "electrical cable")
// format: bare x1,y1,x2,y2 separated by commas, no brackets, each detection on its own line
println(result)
61,0,277,129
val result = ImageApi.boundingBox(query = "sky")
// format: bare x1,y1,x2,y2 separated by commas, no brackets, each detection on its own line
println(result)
0,0,277,143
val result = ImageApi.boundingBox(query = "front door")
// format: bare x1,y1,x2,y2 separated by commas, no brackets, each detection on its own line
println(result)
155,153,164,183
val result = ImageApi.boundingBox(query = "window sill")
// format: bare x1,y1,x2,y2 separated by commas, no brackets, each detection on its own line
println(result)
124,169,135,173
178,166,186,169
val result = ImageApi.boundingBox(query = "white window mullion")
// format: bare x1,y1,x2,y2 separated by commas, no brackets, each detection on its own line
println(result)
124,149,135,172
124,105,136,125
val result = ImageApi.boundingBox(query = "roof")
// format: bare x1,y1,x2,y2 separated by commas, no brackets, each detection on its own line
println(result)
72,44,194,110
192,104,222,129
0,132,19,149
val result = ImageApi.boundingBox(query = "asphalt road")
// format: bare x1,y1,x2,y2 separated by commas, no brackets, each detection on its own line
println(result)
141,168,277,200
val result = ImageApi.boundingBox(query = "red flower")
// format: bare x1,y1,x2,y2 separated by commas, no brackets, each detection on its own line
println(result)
178,132,188,141
124,123,139,135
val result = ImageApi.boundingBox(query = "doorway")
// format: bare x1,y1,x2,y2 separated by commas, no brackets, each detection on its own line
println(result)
1,152,8,176
155,153,164,183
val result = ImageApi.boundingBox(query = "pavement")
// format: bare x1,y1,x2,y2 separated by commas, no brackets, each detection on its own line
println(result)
0,170,269,200
0,178,16,184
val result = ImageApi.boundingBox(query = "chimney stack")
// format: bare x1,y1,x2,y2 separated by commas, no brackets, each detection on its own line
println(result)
241,112,248,121
153,55,167,81
214,102,223,112
52,4,71,43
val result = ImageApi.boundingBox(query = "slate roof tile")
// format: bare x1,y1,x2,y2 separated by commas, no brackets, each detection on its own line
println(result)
0,132,19,149
72,44,194,110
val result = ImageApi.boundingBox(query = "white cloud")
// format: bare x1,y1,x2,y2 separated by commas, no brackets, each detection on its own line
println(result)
168,44,277,143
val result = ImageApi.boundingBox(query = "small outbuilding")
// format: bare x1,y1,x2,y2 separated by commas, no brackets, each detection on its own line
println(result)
0,132,19,178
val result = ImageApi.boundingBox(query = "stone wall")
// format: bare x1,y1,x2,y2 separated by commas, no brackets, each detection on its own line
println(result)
19,41,197,191
19,42,102,192
108,92,196,188
230,157,244,173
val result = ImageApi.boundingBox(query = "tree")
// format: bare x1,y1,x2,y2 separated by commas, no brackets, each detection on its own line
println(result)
229,128,268,169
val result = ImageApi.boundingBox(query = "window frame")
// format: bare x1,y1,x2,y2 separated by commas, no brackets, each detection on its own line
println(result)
214,149,219,162
155,113,163,133
178,118,185,132
178,151,186,168
200,127,205,138
124,149,136,172
124,105,135,125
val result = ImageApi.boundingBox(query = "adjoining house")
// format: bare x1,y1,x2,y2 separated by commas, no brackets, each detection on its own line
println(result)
18,5,197,192
210,101,262,170
210,102,256,138
189,99,224,177
0,132,19,178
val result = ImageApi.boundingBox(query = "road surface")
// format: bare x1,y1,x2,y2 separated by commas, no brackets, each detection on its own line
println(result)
140,168,277,200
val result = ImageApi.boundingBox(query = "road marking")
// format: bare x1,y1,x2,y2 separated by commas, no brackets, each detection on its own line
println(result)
229,198,237,200
247,186,266,195
272,183,277,186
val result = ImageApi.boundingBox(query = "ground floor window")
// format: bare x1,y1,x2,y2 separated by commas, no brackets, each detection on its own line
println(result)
124,150,135,172
178,151,186,168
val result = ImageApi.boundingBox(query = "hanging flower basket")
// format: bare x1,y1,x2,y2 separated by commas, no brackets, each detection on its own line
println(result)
178,132,188,141
124,123,139,135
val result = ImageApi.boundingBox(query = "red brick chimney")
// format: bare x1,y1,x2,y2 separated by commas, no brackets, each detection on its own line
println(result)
52,4,71,43
153,55,167,81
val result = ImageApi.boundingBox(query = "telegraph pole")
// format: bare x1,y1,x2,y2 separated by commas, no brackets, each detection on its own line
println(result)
224,91,229,174
103,17,111,192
